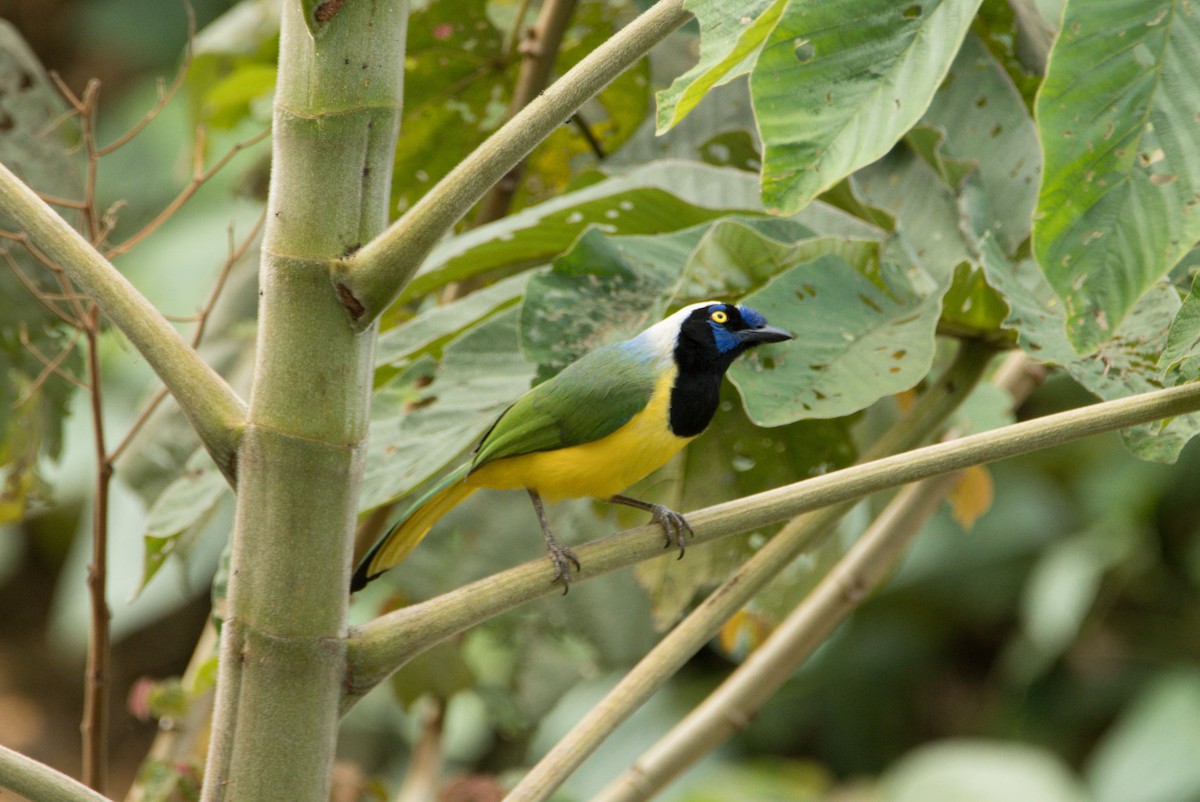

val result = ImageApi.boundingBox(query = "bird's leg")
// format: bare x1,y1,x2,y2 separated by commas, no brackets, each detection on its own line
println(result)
608,495,693,559
528,489,580,593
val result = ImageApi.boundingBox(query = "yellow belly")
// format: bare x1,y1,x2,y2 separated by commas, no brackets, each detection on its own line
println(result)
466,371,692,502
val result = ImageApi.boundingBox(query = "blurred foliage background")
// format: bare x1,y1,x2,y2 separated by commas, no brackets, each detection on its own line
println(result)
1,1,1200,801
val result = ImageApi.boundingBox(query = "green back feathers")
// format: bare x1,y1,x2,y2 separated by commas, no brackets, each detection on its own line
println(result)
471,343,661,469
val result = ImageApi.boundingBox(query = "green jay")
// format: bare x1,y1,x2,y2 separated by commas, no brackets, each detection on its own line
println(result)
352,300,793,592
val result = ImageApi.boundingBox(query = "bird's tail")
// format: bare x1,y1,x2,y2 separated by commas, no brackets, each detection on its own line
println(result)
351,464,476,591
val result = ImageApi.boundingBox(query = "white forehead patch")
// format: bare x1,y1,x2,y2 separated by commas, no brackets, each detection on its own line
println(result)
634,301,719,358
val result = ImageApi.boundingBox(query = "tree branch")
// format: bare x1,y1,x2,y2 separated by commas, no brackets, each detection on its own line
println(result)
345,361,1200,712
334,0,688,327
0,745,112,802
0,160,247,479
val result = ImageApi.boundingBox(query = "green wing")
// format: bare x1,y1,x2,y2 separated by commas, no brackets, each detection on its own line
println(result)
471,343,660,469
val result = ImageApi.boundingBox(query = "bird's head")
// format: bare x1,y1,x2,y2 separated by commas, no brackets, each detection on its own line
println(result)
658,301,793,373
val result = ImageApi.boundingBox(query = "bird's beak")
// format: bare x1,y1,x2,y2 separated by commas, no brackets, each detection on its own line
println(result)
738,324,794,345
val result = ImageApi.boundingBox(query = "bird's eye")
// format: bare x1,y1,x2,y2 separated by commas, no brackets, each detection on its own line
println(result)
711,309,728,324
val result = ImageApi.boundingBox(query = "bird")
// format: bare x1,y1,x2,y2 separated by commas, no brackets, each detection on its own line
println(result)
352,300,793,592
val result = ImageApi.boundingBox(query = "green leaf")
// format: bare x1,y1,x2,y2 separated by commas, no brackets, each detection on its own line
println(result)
199,63,276,129
1033,0,1200,353
979,236,1200,462
1086,671,1200,802
882,740,1088,802
398,161,774,305
654,0,787,133
137,452,229,596
187,0,280,130
922,32,1041,256
1159,268,1200,379
752,0,984,214
361,309,536,512
731,251,941,425
0,22,85,519
376,272,531,369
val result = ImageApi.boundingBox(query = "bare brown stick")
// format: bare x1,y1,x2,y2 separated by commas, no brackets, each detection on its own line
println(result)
103,127,270,258
81,305,112,794
2,246,81,326
501,0,535,57
35,191,89,210
109,209,265,465
471,0,580,228
96,3,195,157
394,699,445,802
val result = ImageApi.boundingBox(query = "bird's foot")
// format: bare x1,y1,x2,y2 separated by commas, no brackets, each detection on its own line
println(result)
648,503,693,559
545,537,581,594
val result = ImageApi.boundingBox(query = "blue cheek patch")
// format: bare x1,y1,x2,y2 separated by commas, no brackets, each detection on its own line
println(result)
709,320,740,353
739,305,766,329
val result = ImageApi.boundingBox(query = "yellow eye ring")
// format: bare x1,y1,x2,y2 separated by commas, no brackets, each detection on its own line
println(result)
711,309,728,324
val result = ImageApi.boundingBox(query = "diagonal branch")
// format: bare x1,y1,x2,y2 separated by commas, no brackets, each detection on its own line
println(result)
0,160,247,480
334,0,689,327
344,364,1200,711
0,744,112,802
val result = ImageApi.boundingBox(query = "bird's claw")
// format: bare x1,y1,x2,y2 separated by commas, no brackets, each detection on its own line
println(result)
546,539,581,594
649,504,693,559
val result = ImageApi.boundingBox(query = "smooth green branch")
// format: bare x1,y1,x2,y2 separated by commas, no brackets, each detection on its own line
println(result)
334,0,689,326
0,161,247,479
346,372,1200,710
0,745,112,802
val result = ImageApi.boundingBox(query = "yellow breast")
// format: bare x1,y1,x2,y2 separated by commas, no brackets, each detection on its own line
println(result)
466,370,692,502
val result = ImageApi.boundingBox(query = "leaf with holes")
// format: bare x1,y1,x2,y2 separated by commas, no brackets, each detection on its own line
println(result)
730,251,941,425
979,234,1200,462
752,0,984,214
655,0,787,133
1034,0,1200,353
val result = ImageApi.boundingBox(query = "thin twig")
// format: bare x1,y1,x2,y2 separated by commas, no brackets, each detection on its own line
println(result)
501,0,535,58
15,324,87,404
471,0,581,229
103,126,270,258
96,3,195,157
2,246,81,326
81,305,112,794
35,191,89,210
394,699,445,802
109,209,265,465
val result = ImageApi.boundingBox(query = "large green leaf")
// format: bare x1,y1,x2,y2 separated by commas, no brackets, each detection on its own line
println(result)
1034,0,1200,353
979,235,1200,462
751,0,984,214
654,0,786,133
376,272,532,370
730,251,941,425
396,161,775,305
923,33,1040,257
